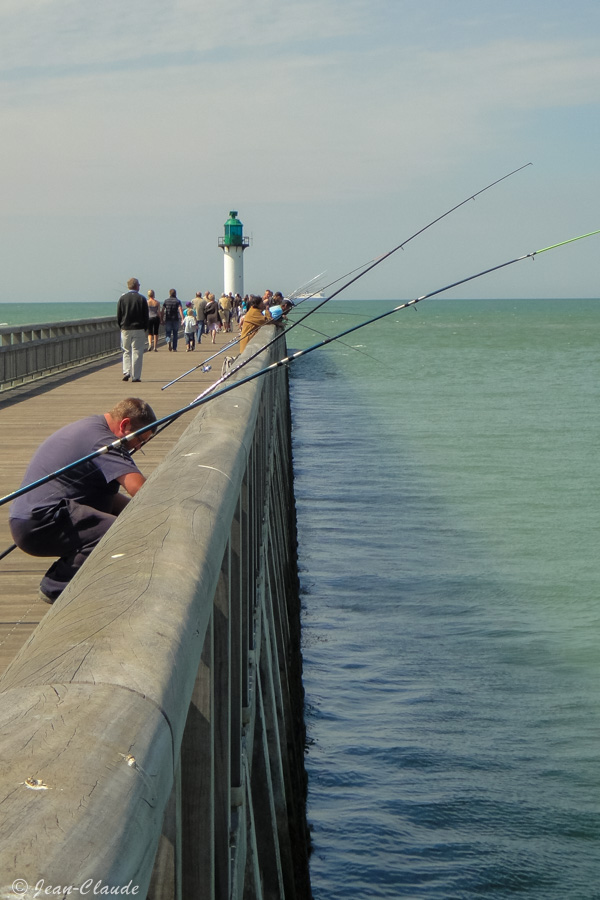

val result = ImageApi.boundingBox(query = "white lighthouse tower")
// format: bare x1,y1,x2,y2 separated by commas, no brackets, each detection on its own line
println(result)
218,210,249,296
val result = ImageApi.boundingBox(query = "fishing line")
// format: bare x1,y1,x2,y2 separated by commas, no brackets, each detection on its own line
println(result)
292,320,383,364
161,338,241,390
3,225,597,512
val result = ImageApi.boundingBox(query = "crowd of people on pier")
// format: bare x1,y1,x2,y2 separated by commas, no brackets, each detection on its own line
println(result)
117,280,291,382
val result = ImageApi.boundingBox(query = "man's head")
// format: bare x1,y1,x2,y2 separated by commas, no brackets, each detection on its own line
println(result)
107,398,157,449
127,277,140,291
169,289,177,298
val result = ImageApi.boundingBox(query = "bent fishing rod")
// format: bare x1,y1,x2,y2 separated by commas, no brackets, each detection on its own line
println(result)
0,164,537,511
284,162,533,313
160,163,533,394
3,226,597,511
1,169,531,556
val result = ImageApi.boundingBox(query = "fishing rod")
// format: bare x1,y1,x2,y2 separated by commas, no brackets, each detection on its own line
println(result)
162,311,383,393
160,278,330,391
291,318,383,364
289,163,534,313
3,226,597,511
161,270,330,390
287,270,327,301
158,163,533,398
0,164,536,522
182,228,600,403
8,164,536,500
161,339,238,390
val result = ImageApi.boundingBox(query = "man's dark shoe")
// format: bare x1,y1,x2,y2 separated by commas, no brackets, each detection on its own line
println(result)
122,374,130,381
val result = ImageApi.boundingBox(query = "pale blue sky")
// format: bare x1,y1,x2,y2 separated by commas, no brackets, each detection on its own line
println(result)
1,0,599,302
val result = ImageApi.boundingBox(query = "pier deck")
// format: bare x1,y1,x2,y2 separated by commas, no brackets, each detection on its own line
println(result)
0,331,237,677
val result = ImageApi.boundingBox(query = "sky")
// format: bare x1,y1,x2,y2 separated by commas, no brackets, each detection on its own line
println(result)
1,0,599,303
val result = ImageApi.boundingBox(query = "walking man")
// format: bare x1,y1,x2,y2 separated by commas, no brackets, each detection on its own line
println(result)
193,291,207,343
117,277,149,382
162,289,184,351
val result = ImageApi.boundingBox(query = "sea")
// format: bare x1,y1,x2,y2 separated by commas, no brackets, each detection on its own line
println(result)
4,298,599,898
0,302,116,327
289,298,600,900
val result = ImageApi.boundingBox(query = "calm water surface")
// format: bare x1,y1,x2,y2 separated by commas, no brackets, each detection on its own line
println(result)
0,301,115,326
290,299,600,899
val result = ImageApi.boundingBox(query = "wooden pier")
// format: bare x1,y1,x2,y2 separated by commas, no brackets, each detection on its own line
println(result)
0,322,311,899
0,332,228,676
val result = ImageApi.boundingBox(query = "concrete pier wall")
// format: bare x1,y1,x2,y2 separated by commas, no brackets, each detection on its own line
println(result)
0,327,311,899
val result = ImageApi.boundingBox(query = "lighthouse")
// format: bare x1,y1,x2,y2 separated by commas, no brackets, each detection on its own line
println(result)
218,210,249,297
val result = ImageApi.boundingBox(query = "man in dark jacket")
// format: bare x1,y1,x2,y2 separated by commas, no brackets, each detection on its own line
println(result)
117,277,149,381
162,289,184,351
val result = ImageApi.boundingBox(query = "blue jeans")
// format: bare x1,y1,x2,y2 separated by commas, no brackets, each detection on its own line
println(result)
165,321,180,350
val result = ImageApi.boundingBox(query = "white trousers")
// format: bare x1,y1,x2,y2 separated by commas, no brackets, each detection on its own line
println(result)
121,328,146,380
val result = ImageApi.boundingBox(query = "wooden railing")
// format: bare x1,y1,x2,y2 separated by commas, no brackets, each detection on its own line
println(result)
0,317,120,391
0,327,311,899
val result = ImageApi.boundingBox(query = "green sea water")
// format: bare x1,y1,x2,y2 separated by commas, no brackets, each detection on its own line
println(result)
289,298,600,898
0,302,115,327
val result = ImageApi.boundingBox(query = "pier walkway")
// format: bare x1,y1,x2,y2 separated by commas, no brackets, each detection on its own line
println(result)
0,321,311,899
0,332,232,676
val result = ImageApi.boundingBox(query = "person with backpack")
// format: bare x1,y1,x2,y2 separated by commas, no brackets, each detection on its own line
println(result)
161,289,184,351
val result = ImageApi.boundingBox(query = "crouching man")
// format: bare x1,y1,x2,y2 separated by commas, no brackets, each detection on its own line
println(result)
9,397,156,604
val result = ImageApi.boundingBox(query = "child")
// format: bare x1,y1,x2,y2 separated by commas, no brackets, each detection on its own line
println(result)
183,303,198,351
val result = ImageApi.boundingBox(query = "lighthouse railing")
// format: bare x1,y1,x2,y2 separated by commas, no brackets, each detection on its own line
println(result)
218,236,250,249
